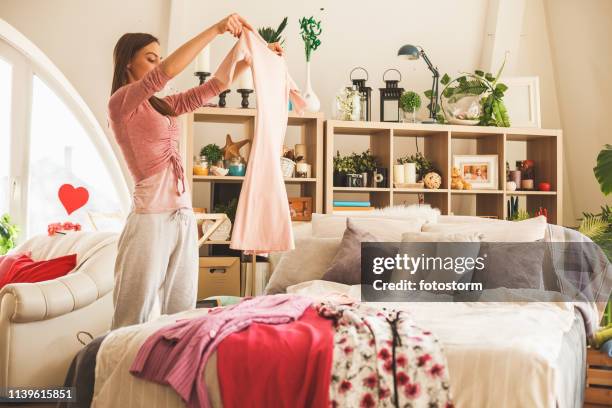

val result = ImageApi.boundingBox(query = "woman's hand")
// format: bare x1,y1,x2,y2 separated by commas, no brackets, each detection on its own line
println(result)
215,13,253,37
268,42,284,56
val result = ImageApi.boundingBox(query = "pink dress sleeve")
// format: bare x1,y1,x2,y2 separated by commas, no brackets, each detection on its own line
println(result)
162,78,222,115
108,65,172,121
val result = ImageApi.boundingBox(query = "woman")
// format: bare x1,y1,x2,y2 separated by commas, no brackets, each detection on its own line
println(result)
108,14,283,329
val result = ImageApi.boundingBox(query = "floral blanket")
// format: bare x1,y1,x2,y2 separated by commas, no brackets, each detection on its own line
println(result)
317,302,453,408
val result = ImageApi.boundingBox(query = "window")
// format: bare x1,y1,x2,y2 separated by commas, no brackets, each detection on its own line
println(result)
0,57,11,215
27,76,122,236
1,32,127,240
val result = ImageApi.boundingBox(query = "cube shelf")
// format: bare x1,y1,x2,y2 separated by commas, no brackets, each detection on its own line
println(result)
325,121,562,224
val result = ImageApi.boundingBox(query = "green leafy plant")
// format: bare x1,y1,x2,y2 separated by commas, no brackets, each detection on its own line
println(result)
213,198,238,223
0,214,19,255
425,57,510,126
594,144,612,195
200,144,222,165
397,152,435,181
258,17,288,45
399,91,422,113
351,150,377,174
511,209,531,221
299,16,322,62
333,151,356,174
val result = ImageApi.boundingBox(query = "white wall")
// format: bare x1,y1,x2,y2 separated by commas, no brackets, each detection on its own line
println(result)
0,0,171,188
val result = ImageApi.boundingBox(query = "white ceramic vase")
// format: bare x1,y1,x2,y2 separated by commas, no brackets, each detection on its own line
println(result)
303,61,320,112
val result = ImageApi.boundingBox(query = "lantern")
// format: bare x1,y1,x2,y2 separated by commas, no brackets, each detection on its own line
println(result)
349,67,372,121
379,69,404,122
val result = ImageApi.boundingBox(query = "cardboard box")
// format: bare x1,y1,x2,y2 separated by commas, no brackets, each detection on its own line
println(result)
198,257,241,299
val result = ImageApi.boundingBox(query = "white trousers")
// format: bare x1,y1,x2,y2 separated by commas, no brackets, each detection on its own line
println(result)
111,208,198,329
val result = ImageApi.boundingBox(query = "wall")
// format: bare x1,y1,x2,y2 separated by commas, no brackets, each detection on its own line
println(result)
0,0,171,188
544,0,612,223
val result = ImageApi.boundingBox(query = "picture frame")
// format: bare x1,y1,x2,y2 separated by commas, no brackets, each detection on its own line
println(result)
453,155,499,189
499,76,541,128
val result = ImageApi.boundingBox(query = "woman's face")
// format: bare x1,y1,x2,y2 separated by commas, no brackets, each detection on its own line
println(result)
127,41,161,82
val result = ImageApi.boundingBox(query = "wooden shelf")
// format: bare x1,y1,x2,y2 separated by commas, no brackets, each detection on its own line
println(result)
193,175,317,184
325,120,562,224
333,187,391,192
451,189,504,194
188,108,325,214
506,190,557,196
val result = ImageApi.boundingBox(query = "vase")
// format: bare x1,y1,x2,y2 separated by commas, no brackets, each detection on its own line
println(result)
303,61,320,112
403,110,417,123
361,172,368,188
393,164,405,185
403,163,417,184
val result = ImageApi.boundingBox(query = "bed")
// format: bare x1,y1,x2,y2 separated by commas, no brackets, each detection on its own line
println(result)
67,212,606,408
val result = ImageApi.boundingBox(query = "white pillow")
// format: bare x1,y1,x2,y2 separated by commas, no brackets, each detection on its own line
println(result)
421,216,547,242
437,215,499,224
332,204,440,224
401,231,484,242
264,237,341,294
311,214,425,241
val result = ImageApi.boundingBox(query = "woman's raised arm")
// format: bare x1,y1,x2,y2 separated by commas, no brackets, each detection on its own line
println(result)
159,13,252,79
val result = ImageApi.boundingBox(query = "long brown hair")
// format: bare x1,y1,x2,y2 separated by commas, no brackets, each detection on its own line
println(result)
111,33,176,116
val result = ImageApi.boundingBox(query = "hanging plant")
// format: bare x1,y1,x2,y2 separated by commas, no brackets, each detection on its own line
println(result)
299,16,322,62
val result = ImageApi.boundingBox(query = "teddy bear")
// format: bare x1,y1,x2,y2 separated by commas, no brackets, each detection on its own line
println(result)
451,166,472,190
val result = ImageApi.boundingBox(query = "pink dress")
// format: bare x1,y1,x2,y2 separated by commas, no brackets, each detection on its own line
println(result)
212,31,306,254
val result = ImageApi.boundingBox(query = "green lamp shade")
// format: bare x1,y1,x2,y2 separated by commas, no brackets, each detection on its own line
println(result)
397,44,420,60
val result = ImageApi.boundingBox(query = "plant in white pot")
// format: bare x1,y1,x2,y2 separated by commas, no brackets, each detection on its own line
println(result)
399,91,421,123
299,16,322,112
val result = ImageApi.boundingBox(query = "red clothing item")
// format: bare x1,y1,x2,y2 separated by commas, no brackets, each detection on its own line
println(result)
0,253,76,289
217,307,334,408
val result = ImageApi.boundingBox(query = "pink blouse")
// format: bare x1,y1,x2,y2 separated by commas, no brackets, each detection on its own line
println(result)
108,66,221,213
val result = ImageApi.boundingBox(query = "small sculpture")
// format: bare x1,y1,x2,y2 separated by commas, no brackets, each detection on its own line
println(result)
423,172,442,189
451,166,472,190
221,134,251,161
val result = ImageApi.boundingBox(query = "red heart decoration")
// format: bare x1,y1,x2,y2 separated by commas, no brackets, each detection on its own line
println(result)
58,184,89,215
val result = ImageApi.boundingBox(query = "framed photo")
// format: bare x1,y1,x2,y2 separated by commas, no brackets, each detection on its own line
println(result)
453,155,499,189
499,76,541,128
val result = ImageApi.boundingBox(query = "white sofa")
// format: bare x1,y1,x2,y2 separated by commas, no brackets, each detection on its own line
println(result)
0,231,118,389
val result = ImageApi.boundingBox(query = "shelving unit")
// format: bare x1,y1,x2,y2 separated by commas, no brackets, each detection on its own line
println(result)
325,120,563,224
186,107,325,213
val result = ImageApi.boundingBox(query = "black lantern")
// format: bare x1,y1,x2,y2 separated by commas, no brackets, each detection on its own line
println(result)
349,67,372,121
379,69,404,122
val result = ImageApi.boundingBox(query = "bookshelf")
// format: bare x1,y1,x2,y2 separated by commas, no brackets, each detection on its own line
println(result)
325,120,563,224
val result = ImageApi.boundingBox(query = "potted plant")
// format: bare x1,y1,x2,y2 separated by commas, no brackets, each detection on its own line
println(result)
299,16,322,112
200,144,223,167
258,17,288,45
397,152,435,182
352,150,377,187
399,91,421,123
333,151,356,187
0,213,19,256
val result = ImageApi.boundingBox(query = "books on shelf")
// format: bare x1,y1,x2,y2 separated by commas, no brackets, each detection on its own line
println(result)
333,206,374,212
332,201,371,207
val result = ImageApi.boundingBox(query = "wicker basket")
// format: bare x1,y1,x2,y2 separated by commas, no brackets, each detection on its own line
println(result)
280,157,296,178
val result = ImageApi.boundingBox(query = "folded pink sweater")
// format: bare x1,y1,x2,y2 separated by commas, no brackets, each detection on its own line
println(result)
129,294,312,408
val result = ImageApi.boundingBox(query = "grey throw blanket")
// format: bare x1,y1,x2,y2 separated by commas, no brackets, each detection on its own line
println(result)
57,334,108,408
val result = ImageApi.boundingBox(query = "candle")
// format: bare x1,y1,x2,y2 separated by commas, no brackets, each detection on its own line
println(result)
236,69,253,90
195,46,210,73
393,164,405,185
404,163,417,184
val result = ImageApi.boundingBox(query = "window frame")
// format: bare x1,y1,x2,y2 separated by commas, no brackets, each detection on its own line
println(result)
0,19,129,241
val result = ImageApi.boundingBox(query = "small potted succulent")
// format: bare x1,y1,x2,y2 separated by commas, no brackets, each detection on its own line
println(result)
399,91,421,123
333,151,356,187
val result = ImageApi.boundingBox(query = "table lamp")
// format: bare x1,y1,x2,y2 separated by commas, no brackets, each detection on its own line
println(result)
397,44,439,123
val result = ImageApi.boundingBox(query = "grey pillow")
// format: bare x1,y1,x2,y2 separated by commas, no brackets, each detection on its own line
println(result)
322,219,379,285
471,242,546,290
